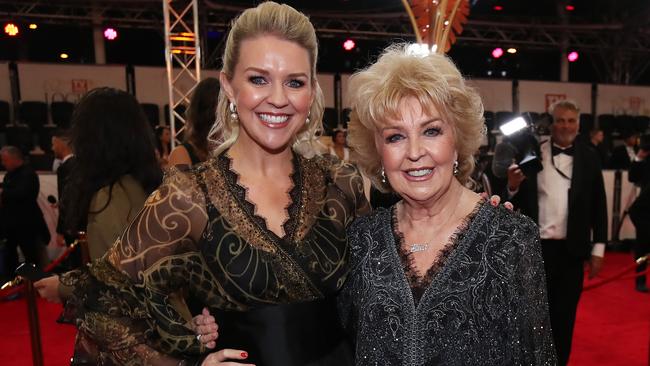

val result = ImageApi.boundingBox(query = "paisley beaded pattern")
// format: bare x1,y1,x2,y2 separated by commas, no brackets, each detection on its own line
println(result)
60,152,369,363
393,200,484,304
340,203,557,366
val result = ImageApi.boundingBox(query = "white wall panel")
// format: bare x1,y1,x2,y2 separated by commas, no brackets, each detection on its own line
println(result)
18,63,126,103
597,84,650,116
518,80,591,114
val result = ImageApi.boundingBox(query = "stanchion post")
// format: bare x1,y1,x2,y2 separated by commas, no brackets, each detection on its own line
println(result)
25,280,44,366
611,170,622,242
77,231,90,265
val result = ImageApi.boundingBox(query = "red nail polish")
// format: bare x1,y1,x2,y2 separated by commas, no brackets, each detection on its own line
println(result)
241,352,248,358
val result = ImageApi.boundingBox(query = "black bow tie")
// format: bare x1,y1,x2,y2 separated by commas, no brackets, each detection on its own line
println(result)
552,145,574,156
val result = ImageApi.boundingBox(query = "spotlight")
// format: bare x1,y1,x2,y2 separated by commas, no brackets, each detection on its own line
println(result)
104,27,118,41
493,5,503,11
491,47,504,59
565,5,575,11
499,117,527,136
342,39,356,51
4,23,19,36
60,53,69,59
507,48,517,54
29,24,38,30
567,51,579,62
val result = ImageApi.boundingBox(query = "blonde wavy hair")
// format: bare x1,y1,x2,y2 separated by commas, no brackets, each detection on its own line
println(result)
210,1,324,157
347,44,485,192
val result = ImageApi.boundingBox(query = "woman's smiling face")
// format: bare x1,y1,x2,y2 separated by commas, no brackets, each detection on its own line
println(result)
376,97,458,204
221,34,314,153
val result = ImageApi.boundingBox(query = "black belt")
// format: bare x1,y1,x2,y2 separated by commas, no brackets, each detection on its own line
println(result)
210,297,348,366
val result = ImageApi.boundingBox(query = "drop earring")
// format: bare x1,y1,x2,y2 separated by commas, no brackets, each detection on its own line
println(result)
229,101,238,122
381,167,387,184
453,160,459,176
305,111,311,125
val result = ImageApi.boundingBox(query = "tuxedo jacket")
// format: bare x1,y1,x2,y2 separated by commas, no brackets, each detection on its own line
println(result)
56,156,76,235
511,140,608,259
0,164,50,244
628,157,650,227
609,145,633,170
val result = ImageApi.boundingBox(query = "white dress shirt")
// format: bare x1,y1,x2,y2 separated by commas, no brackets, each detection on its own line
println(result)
538,140,572,240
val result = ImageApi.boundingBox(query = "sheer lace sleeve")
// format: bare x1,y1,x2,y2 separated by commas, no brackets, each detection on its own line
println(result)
507,214,558,364
325,155,371,219
60,166,211,363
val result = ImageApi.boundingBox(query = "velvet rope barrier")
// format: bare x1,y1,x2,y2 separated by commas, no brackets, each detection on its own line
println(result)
0,239,81,300
583,255,648,291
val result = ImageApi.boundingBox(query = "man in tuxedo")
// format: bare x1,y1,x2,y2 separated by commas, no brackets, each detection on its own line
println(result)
0,146,50,281
506,100,608,365
51,130,76,246
628,134,650,292
609,130,638,170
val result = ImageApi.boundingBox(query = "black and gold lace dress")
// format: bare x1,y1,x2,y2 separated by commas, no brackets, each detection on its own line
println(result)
59,150,369,366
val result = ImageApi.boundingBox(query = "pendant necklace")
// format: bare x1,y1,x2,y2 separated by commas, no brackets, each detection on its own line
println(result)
409,243,429,253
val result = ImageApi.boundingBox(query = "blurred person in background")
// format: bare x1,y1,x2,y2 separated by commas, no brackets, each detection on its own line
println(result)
328,128,350,161
35,87,164,363
610,130,639,170
155,125,172,169
51,129,76,248
169,77,220,168
506,100,607,365
628,133,650,292
0,146,50,282
588,128,609,168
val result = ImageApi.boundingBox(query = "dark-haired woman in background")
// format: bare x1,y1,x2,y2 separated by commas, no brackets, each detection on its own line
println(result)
329,129,350,162
34,88,164,361
169,77,220,167
155,125,172,169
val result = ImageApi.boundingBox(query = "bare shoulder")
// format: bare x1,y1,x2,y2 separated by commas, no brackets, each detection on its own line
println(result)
168,145,192,167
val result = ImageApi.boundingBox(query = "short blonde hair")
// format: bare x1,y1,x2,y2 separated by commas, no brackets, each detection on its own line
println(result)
347,44,485,192
211,1,325,156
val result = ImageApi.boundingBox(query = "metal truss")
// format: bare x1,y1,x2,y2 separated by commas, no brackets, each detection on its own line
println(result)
1,0,648,83
162,0,201,147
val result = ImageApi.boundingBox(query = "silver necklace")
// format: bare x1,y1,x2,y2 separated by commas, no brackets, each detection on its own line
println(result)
409,243,430,253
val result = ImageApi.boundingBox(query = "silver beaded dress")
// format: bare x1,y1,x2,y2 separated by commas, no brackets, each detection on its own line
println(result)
339,201,557,366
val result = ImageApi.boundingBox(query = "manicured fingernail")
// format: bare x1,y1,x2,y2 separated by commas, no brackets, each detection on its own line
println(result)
241,352,248,358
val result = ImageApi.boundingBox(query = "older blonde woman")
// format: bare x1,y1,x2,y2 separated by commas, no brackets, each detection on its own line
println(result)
339,45,557,365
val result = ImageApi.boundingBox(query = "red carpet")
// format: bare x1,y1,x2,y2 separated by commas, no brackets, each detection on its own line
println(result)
0,297,75,365
570,252,650,366
0,252,647,365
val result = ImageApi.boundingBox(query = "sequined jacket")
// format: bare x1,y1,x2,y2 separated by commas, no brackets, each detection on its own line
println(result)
339,203,557,366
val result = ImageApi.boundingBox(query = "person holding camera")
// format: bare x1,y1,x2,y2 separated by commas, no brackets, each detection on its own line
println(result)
506,100,608,365
628,134,650,293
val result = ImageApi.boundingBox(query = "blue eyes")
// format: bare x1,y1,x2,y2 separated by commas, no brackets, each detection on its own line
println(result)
385,127,442,143
287,79,305,88
424,127,441,136
248,76,306,88
249,76,266,85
